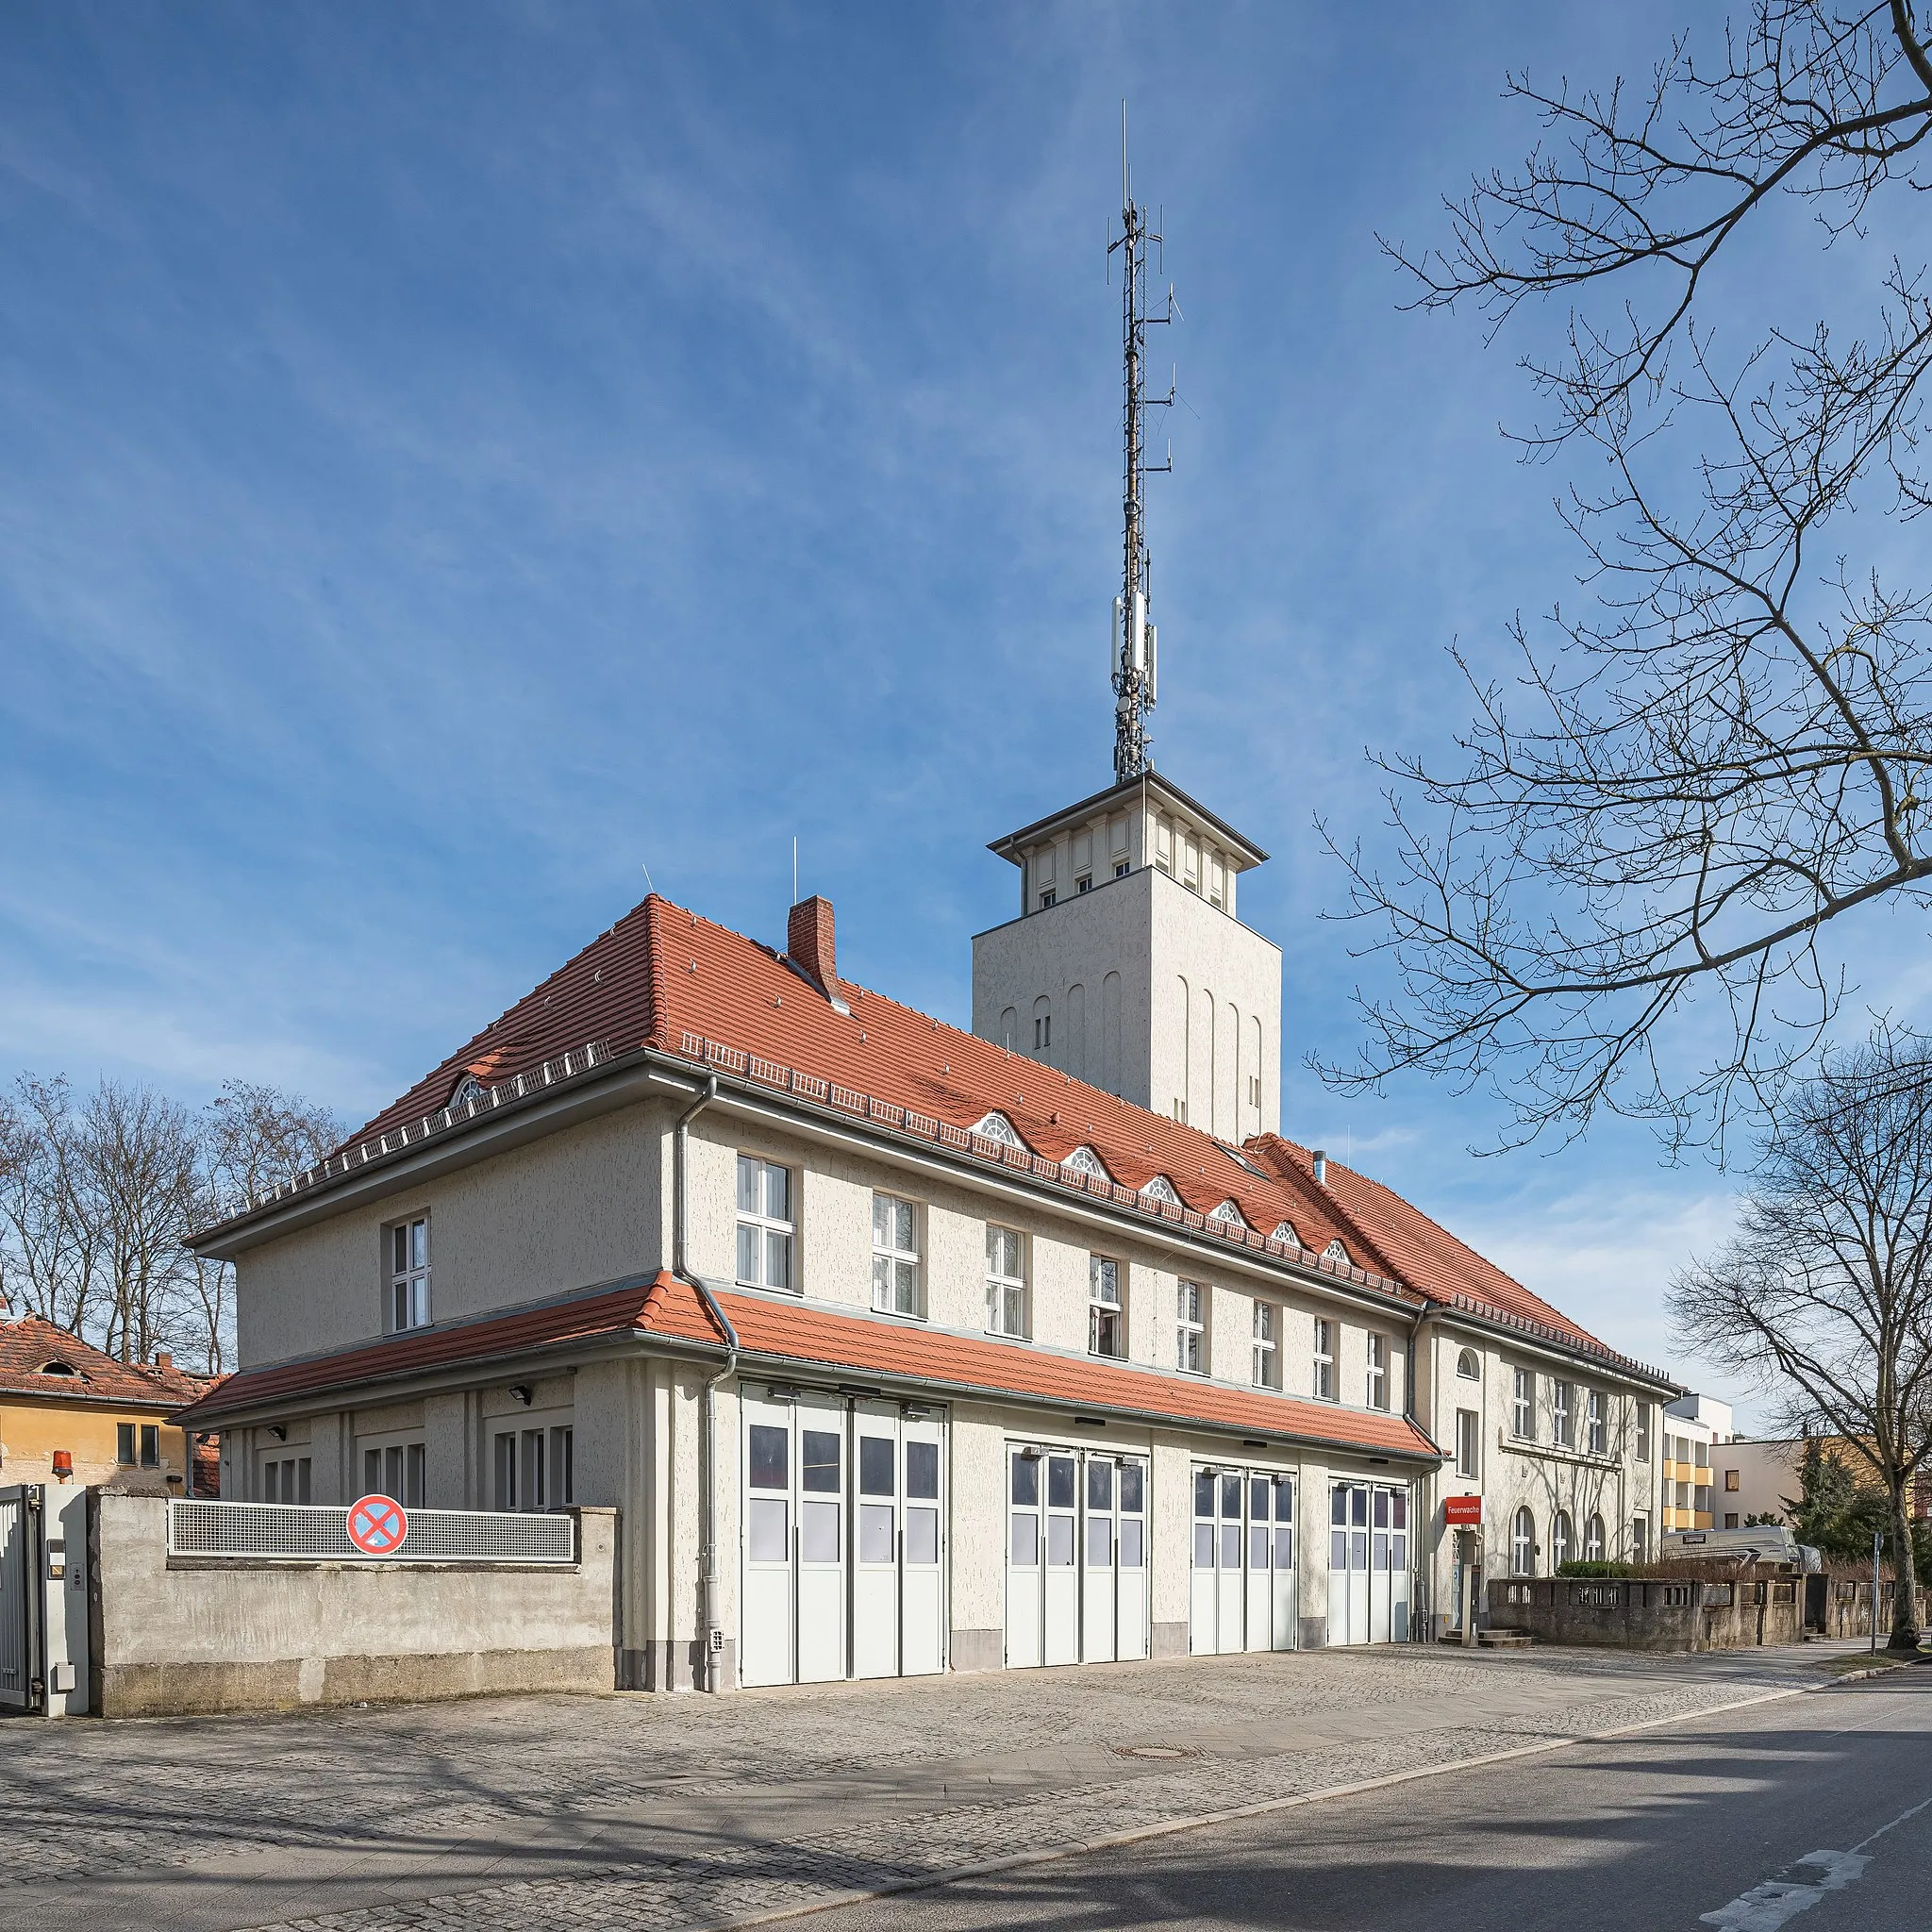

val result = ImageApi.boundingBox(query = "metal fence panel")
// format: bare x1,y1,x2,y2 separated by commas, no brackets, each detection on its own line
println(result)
168,1499,575,1565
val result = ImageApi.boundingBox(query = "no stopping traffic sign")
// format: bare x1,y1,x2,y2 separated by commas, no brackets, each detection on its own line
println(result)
347,1493,408,1555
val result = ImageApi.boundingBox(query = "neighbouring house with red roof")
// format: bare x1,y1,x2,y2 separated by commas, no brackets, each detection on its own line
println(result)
180,767,1675,1690
0,1309,217,1495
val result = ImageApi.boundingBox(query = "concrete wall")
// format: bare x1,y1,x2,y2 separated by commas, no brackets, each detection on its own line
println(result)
91,1493,619,1716
1487,1574,1804,1652
236,1101,668,1369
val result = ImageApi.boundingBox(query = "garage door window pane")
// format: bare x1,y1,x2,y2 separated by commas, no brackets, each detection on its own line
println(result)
1221,1474,1241,1520
1088,1459,1112,1510
1196,1469,1216,1517
1087,1515,1112,1565
859,1437,894,1497
1274,1476,1293,1522
1221,1524,1241,1569
749,1425,788,1491
801,1500,841,1562
749,1497,789,1562
1122,1517,1145,1568
1274,1525,1294,1569
1250,1476,1271,1521
907,1441,939,1499
1048,1457,1075,1509
1011,1455,1039,1507
1121,1462,1144,1513
1194,1522,1214,1568
802,1431,841,1493
907,1506,939,1565
1047,1514,1074,1566
1011,1510,1039,1564
860,1503,895,1563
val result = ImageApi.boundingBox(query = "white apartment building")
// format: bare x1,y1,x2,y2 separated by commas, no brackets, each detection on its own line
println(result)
181,756,1676,1684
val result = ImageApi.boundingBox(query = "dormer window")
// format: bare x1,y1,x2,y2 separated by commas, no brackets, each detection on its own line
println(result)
1208,1199,1249,1230
39,1359,79,1377
1061,1145,1110,1181
451,1074,489,1111
1141,1175,1181,1208
1324,1239,1350,1266
971,1111,1025,1149
1271,1221,1300,1248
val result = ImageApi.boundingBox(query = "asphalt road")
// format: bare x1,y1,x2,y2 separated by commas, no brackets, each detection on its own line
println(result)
808,1668,1932,1932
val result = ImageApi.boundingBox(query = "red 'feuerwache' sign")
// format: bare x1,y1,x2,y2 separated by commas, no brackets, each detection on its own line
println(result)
1443,1495,1483,1526
347,1493,408,1556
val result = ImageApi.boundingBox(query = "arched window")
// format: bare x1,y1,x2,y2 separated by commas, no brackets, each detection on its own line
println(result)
1585,1513,1606,1562
39,1359,79,1377
1511,1507,1536,1576
451,1074,489,1111
970,1111,1024,1148
1271,1220,1300,1248
1060,1144,1109,1181
1551,1510,1574,1573
1456,1348,1481,1381
1324,1239,1350,1265
1208,1199,1248,1230
1141,1175,1182,1208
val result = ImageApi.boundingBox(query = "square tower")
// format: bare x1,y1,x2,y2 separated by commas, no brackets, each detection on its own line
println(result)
971,772,1281,1141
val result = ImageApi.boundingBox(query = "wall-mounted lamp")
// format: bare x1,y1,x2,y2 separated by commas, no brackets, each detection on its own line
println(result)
1074,1415,1107,1429
1241,1439,1268,1450
268,1424,288,1442
509,1385,534,1407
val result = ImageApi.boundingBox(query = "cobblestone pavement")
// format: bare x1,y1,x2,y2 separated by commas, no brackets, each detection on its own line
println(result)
0,1643,1868,1932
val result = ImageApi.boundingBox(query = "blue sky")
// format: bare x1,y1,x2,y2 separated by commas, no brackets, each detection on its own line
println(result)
8,2,1925,1420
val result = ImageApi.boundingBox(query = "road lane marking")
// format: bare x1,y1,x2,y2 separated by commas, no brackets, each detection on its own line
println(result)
1699,1790,1932,1930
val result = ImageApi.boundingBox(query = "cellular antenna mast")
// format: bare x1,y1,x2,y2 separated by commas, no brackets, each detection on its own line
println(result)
1108,102,1176,783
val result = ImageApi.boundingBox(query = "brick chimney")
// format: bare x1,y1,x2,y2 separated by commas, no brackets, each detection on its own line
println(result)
154,1351,173,1371
787,896,850,1013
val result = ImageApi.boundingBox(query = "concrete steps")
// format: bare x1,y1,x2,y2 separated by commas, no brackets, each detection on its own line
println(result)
1476,1627,1534,1649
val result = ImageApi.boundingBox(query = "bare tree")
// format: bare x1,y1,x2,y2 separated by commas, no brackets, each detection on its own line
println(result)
0,1075,106,1334
76,1082,199,1365
191,1081,341,1374
1330,3,1932,1150
1670,1021,1932,1645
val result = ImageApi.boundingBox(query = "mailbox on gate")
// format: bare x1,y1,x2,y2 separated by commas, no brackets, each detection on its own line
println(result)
1443,1495,1484,1526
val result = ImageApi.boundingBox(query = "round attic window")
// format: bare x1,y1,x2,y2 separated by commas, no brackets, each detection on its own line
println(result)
451,1074,490,1110
40,1359,79,1376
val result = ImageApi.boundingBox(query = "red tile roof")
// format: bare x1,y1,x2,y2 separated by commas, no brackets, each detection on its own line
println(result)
239,893,1656,1379
0,1313,215,1408
175,1272,1439,1460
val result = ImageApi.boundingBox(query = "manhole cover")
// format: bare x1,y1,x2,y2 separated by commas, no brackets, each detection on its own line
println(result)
1112,1743,1201,1760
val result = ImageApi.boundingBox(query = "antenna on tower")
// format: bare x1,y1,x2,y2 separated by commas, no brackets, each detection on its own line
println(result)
1107,101,1176,785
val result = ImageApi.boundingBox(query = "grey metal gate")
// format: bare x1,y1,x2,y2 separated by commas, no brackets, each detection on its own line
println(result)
0,1485,42,1714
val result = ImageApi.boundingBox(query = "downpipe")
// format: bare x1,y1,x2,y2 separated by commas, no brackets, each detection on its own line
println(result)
674,1074,738,1692
1406,1300,1437,1643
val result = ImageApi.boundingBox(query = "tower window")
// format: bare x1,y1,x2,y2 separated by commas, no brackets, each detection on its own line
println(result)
1040,890,1056,909
1115,860,1130,878
1033,1013,1052,1052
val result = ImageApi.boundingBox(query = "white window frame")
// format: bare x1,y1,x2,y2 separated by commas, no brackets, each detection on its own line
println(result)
985,1224,1027,1337
1251,1301,1277,1389
871,1192,923,1318
1551,1509,1573,1572
736,1156,795,1293
1552,1378,1574,1448
1456,1347,1481,1381
1512,1506,1536,1576
1456,1408,1480,1479
1365,1332,1389,1411
1176,1280,1206,1374
1587,1388,1606,1456
1635,1399,1651,1460
1312,1318,1336,1401
1584,1512,1606,1562
388,1215,430,1333
1089,1255,1124,1358
1512,1367,1536,1441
